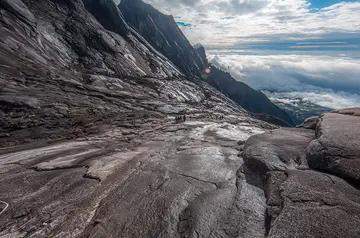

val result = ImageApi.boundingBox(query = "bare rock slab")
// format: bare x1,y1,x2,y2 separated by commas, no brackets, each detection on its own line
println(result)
267,170,360,238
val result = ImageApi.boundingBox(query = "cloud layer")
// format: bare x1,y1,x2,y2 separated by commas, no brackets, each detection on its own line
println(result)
208,52,360,109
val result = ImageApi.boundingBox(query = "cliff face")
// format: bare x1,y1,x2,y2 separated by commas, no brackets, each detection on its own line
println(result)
118,0,206,77
0,0,183,147
194,43,208,66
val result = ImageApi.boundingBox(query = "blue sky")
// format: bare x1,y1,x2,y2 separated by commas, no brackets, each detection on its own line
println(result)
310,0,356,8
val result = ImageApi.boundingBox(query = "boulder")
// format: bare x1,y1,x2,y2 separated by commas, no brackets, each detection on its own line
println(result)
243,128,314,174
307,111,360,186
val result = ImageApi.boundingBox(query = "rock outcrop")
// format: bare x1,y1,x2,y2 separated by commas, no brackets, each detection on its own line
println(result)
243,108,360,237
243,128,314,173
307,108,360,186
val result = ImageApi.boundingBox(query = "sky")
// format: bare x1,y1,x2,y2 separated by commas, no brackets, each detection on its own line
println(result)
141,0,360,47
138,0,360,110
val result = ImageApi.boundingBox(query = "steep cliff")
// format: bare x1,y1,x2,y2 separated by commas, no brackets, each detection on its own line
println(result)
118,0,206,77
194,43,208,66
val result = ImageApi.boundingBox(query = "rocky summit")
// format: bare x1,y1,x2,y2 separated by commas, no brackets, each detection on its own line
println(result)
0,0,360,237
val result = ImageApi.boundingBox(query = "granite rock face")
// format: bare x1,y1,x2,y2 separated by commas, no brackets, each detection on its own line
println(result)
193,43,208,66
267,170,360,238
307,109,360,186
0,0,183,146
117,0,293,126
0,0,274,237
243,110,360,238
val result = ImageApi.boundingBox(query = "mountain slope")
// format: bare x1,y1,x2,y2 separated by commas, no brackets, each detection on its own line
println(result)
118,2,292,125
1,0,360,237
0,1,277,236
118,0,206,77
82,0,182,78
207,66,294,125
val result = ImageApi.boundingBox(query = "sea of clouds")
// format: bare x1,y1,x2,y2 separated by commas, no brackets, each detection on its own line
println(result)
208,51,360,109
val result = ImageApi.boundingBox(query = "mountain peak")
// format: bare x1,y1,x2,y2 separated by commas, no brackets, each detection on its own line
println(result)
193,43,204,49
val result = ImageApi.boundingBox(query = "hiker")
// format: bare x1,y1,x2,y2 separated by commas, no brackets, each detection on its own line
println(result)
183,114,186,122
175,115,178,123
179,115,183,122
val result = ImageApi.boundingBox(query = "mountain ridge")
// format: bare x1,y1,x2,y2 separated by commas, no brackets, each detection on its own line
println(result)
118,0,293,125
118,0,206,77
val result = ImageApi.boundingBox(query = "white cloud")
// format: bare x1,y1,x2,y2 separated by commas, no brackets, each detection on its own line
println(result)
267,91,360,109
142,0,360,46
208,52,360,109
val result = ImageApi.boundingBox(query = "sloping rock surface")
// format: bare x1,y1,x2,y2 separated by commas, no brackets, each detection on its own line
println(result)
0,0,184,146
0,0,278,237
1,0,360,237
267,170,360,238
118,0,292,126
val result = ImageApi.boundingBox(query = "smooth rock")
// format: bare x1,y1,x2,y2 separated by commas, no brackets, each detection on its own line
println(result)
243,128,314,174
267,170,360,238
307,112,360,186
